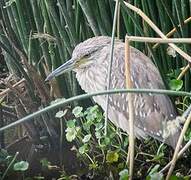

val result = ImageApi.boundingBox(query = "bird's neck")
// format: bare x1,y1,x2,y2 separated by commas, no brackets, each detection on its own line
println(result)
75,62,108,93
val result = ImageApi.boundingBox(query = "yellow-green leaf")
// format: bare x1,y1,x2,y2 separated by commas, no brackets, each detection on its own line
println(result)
106,151,119,163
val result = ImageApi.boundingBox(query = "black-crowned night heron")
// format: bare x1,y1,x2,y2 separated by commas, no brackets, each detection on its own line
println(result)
46,36,181,148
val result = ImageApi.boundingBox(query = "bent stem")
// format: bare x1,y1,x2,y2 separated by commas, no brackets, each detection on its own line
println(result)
160,139,191,173
1,152,19,180
1,88,191,133
166,112,191,180
152,16,191,49
119,0,191,64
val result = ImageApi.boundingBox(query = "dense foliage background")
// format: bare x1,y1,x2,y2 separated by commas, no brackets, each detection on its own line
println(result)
0,0,191,179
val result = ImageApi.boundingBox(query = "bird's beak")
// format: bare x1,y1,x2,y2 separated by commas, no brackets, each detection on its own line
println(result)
45,58,76,81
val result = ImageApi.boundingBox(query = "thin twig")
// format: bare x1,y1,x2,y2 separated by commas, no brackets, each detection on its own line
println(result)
177,64,190,80
0,78,26,97
104,0,119,135
125,36,191,44
160,138,191,173
123,37,191,80
120,1,191,64
153,16,191,49
1,152,19,180
153,16,191,80
166,112,191,180
117,6,191,176
160,105,191,173
125,35,135,179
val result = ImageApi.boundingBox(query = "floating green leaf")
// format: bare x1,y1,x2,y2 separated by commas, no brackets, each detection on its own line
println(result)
100,137,111,147
66,119,76,128
95,131,102,139
0,149,10,163
65,127,80,142
169,79,183,91
147,173,163,180
72,106,83,117
83,119,94,131
13,161,29,171
106,151,119,163
168,175,179,180
119,169,129,180
89,161,98,170
149,164,160,175
79,144,88,154
82,134,92,143
146,164,163,180
55,110,67,118
40,158,50,168
95,122,103,131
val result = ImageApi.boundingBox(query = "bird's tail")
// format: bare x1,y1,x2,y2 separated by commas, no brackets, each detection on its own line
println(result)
162,116,183,149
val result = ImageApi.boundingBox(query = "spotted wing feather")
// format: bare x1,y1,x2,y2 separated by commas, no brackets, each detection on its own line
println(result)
108,43,180,148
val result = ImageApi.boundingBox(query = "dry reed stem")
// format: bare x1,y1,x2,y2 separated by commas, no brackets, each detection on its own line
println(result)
160,138,191,173
152,16,191,79
119,1,191,177
177,64,190,80
153,16,191,49
0,78,26,97
125,35,135,180
125,36,191,179
121,1,191,64
126,36,191,44
125,37,191,83
166,112,191,180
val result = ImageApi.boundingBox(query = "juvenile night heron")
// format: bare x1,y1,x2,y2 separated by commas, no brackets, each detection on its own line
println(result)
46,36,181,148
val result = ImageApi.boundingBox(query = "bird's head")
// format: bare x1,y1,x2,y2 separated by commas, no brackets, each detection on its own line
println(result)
45,36,112,81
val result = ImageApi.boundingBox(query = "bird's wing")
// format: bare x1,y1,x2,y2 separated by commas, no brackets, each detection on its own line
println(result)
109,43,180,148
